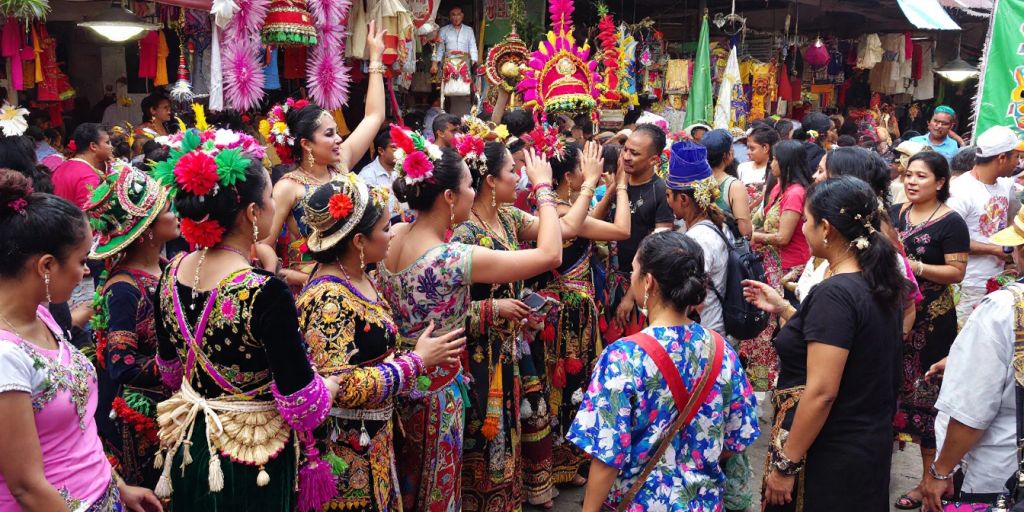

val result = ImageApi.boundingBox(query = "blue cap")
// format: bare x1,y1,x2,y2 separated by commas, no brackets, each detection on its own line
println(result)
666,140,712,191
700,129,733,158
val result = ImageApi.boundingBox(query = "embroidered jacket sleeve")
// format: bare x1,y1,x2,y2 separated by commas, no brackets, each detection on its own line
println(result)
104,282,161,388
302,286,425,409
154,279,183,391
256,277,328,431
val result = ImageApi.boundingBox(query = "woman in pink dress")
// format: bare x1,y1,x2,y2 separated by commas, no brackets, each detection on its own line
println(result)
0,170,161,511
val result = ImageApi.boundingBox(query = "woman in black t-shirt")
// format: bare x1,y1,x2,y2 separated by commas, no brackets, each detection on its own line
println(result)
743,176,906,511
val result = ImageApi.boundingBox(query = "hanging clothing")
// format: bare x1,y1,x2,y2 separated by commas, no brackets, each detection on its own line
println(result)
914,41,935,100
138,32,159,79
153,31,170,86
263,47,280,90
856,33,883,70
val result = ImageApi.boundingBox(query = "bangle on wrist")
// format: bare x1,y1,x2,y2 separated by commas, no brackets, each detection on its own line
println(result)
532,182,553,193
616,185,628,191
368,62,387,74
928,462,959,481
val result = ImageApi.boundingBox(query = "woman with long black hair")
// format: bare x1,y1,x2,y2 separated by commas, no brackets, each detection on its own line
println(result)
743,139,811,392
746,175,905,511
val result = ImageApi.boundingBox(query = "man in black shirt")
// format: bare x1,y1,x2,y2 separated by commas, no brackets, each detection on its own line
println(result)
593,123,674,334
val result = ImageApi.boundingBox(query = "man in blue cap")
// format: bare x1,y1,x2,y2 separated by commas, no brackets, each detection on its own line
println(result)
909,105,960,159
701,129,752,238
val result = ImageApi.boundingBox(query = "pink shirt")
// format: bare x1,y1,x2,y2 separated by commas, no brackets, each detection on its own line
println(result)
767,183,810,270
41,153,64,173
0,306,111,510
52,159,103,209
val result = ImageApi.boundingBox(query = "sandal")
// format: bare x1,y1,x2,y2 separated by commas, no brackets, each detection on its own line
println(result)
894,492,922,510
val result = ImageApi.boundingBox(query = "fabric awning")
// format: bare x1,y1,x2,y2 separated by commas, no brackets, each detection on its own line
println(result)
898,0,962,30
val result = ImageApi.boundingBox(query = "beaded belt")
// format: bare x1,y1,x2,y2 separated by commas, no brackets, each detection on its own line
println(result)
329,404,394,421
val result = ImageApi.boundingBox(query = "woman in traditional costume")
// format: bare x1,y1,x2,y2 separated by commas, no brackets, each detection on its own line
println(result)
377,125,564,512
266,22,387,289
0,170,162,511
297,174,465,511
86,161,179,488
150,128,340,511
521,140,631,507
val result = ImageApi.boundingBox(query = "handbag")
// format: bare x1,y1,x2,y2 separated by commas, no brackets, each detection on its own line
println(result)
612,329,725,511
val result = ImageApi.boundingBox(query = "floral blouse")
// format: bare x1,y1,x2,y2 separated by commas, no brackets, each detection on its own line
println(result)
567,324,759,511
377,242,473,398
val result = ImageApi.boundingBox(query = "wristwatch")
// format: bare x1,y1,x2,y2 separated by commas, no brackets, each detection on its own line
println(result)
928,462,960,481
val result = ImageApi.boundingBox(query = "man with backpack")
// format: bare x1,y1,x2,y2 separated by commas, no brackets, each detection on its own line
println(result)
665,140,768,340
663,138,764,512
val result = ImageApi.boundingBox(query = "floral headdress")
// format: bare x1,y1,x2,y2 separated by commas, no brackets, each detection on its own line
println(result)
258,101,297,164
152,128,264,248
84,160,169,259
461,115,509,142
839,205,880,250
389,124,442,186
453,133,487,176
528,124,566,161
0,102,29,137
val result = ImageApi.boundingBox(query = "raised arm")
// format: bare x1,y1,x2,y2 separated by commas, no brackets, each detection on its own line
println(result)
340,21,387,171
520,142,603,241
578,152,630,241
472,150,562,283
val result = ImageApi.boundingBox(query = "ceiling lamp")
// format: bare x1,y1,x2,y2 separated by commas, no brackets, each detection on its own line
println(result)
935,34,979,82
78,3,161,42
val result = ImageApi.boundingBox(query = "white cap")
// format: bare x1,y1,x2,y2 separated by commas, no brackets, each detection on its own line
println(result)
976,125,1023,157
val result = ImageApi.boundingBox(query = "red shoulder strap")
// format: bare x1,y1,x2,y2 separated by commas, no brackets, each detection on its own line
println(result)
629,329,725,424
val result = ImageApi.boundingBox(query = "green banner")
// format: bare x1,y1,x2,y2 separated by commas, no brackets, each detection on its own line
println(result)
685,15,712,126
973,0,1024,138
482,0,546,47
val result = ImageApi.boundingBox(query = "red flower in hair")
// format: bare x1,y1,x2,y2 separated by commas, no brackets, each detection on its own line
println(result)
390,125,415,153
180,217,225,248
173,151,220,196
328,193,354,220
287,98,310,110
403,151,434,182
67,140,77,153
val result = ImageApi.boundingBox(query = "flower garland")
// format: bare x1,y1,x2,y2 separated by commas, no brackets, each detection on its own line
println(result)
111,395,159,445
390,124,442,186
258,101,297,163
152,128,262,248
528,124,565,161
452,133,487,176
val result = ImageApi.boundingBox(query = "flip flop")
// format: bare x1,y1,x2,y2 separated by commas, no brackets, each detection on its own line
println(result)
894,493,923,510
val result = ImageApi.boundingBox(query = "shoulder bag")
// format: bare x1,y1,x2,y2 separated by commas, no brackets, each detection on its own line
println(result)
612,329,725,511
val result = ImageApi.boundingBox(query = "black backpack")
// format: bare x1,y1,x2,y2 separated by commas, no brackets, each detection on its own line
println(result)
702,221,769,340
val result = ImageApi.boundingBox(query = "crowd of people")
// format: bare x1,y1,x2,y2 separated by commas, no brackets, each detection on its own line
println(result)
0,20,1023,512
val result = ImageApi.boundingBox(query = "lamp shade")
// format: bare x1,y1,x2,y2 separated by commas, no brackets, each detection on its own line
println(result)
78,5,160,42
935,57,979,82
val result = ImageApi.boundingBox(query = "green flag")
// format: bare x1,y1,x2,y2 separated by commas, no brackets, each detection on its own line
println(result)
972,0,1024,138
685,15,712,126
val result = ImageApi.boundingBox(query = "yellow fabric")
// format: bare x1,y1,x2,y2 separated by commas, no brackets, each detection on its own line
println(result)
32,26,41,83
154,31,169,86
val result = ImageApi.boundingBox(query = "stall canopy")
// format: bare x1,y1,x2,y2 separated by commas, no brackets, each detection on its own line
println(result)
897,0,961,30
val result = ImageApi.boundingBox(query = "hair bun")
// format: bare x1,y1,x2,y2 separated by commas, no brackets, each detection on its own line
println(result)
0,169,33,216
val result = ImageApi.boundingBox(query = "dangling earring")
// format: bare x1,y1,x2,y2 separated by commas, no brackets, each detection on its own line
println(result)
491,187,497,209
306,151,315,168
44,272,51,303
147,229,154,241
823,237,830,249
252,216,260,243
639,288,650,317
359,246,365,270
449,203,455,226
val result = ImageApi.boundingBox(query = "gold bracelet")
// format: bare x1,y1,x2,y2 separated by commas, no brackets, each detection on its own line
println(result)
616,185,628,191
580,183,596,196
368,62,386,74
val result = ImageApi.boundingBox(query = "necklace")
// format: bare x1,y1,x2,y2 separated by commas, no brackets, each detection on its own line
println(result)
471,208,516,250
900,202,942,244
628,179,657,214
0,309,92,429
190,248,209,307
335,259,380,303
825,252,857,278
299,165,336,186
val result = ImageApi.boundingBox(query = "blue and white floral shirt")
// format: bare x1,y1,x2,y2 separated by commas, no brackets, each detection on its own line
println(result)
567,324,759,511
